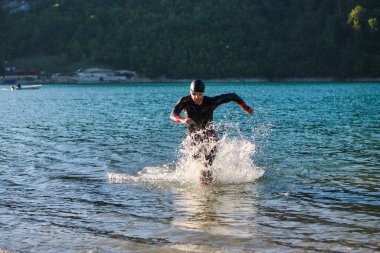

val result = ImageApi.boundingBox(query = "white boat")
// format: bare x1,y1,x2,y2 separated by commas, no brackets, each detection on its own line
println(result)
12,84,42,90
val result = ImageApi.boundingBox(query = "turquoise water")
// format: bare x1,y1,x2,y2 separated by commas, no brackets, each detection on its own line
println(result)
0,82,379,252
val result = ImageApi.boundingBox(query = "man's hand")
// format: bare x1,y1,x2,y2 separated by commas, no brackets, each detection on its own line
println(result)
245,106,254,115
183,118,196,127
171,115,196,126
238,101,254,115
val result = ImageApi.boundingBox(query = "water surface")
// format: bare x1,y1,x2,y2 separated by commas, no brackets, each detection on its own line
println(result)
0,82,379,252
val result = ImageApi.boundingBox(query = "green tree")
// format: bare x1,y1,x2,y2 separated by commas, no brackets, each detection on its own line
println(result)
348,5,366,31
1,0,380,79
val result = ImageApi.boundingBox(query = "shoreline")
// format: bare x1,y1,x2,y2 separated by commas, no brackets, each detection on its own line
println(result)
1,77,380,85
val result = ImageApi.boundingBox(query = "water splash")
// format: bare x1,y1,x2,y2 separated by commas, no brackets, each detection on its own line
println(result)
108,123,264,186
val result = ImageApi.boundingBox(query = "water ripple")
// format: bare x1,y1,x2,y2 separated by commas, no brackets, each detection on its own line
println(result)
0,83,379,252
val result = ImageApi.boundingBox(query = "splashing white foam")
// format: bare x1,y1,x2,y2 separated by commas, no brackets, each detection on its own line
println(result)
108,124,264,186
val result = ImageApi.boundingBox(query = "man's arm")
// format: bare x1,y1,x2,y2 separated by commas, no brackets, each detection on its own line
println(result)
170,97,184,122
170,97,196,126
213,93,254,115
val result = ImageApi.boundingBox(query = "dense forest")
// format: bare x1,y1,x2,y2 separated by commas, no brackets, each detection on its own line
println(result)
1,0,380,79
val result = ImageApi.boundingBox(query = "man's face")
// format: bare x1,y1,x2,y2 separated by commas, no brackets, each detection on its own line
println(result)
190,90,204,105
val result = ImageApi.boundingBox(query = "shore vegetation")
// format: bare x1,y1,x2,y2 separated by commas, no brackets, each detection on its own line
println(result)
1,0,380,79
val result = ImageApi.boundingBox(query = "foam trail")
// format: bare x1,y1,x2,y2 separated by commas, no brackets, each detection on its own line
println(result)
108,124,264,186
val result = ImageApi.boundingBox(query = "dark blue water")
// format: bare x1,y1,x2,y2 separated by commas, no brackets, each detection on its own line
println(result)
0,82,379,252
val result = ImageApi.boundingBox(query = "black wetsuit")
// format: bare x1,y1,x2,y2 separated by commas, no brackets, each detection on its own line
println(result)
171,93,244,132
171,93,245,166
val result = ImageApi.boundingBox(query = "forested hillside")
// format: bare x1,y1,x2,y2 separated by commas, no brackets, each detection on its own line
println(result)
1,0,379,79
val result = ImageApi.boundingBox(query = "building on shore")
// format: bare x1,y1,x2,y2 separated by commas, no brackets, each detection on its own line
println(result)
74,68,136,83
1,67,40,84
1,66,145,84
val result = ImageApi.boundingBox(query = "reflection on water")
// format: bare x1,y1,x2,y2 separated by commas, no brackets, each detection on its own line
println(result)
172,185,258,237
167,184,262,252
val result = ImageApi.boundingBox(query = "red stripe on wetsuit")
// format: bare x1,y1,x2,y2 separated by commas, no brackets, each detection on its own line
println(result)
239,102,249,110
174,115,182,123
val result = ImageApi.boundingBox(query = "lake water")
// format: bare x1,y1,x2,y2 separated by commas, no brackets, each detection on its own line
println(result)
0,82,379,252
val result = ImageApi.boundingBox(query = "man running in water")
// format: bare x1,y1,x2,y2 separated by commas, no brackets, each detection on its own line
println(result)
170,80,253,185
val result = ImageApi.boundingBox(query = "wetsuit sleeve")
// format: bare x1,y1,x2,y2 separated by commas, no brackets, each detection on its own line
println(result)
212,93,252,111
170,97,186,123
212,93,244,107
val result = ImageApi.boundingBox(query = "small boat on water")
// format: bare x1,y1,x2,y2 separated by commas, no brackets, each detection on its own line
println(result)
11,84,42,90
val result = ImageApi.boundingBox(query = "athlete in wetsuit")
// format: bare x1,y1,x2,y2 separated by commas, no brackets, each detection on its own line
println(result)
170,80,253,185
